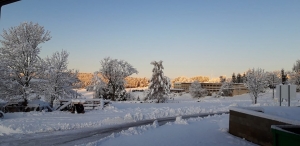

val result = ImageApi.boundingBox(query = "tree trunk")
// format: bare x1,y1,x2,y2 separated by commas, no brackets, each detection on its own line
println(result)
50,95,55,108
111,85,116,101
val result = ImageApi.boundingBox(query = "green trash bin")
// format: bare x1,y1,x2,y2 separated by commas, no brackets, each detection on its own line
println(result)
271,125,300,146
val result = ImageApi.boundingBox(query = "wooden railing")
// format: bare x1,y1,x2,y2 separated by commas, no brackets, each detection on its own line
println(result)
58,99,111,111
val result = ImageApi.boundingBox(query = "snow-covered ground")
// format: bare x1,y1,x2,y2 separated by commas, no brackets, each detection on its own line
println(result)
82,114,255,146
1,89,300,145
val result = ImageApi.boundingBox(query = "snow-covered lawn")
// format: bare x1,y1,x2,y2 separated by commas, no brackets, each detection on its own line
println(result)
0,89,299,145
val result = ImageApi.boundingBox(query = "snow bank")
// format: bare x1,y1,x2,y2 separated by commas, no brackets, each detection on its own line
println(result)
0,125,22,136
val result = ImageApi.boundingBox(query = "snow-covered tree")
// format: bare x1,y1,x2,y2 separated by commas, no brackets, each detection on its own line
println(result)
290,60,300,91
288,72,300,92
99,57,138,101
245,68,268,104
172,76,209,87
0,22,51,102
40,50,80,106
147,61,170,103
164,76,171,94
217,81,233,97
190,76,209,82
86,72,107,98
293,60,300,72
0,64,21,99
172,76,191,86
265,71,281,88
189,81,207,98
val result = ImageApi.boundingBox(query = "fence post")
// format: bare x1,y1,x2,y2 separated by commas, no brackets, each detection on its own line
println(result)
288,85,290,107
279,85,281,106
100,98,104,109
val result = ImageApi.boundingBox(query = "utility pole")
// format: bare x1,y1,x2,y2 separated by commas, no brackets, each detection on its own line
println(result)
272,74,274,99
0,0,20,20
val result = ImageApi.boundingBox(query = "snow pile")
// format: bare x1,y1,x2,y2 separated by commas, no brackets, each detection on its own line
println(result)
174,116,188,125
81,120,160,146
0,125,22,136
152,120,159,128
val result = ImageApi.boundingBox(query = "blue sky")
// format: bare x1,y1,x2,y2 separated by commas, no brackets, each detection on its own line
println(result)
1,0,299,79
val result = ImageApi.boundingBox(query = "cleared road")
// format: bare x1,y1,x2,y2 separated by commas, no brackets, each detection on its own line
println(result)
0,111,228,146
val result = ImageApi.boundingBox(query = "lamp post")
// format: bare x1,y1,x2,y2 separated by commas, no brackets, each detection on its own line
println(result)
0,0,20,20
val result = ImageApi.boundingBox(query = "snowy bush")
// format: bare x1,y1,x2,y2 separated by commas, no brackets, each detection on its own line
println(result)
189,81,207,98
217,81,233,97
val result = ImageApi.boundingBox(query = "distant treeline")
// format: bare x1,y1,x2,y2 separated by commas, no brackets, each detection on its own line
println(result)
78,73,211,88
125,77,149,88
77,73,93,88
171,76,210,86
77,73,149,88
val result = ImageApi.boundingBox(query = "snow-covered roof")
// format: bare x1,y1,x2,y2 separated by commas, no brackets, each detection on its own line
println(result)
229,106,300,125
170,88,184,91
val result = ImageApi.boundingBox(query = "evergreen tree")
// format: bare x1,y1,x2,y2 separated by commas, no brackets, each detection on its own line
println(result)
147,61,170,103
232,73,237,83
281,69,288,85
237,73,242,83
219,76,226,83
242,73,246,83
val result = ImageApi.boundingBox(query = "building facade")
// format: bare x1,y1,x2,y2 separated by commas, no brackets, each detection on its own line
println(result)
173,82,248,96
